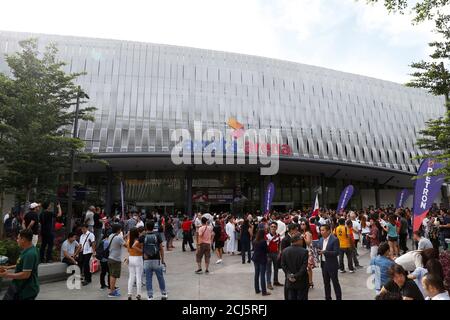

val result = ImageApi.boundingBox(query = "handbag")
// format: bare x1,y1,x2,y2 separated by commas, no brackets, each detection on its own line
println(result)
90,257,100,273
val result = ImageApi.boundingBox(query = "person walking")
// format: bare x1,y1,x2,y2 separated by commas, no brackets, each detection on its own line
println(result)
39,201,62,263
126,227,143,300
0,229,40,300
318,224,342,300
84,206,95,233
165,216,175,250
140,220,167,300
195,217,214,274
181,216,195,252
96,233,110,290
213,216,227,264
252,229,271,296
281,233,309,300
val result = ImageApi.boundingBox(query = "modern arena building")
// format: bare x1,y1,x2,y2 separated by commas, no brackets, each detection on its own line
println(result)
0,31,448,216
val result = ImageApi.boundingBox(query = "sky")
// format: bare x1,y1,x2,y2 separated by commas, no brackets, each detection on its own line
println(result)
0,0,438,83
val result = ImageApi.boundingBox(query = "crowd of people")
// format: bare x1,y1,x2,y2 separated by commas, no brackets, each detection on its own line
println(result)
1,202,450,301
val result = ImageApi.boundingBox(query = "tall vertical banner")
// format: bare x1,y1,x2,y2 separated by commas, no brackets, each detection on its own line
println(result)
311,194,320,217
337,185,354,212
264,182,275,215
120,180,125,221
395,189,411,209
413,158,445,232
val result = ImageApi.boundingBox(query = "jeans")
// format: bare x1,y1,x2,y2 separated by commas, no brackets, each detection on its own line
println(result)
40,233,54,262
144,259,166,297
254,262,267,294
266,252,279,284
100,260,110,288
338,248,354,271
182,231,195,251
128,256,143,296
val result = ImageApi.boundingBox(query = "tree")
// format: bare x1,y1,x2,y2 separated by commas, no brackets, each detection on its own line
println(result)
364,0,450,180
0,39,95,205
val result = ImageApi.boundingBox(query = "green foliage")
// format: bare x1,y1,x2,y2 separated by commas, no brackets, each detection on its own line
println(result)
0,239,21,265
0,38,96,200
363,0,450,180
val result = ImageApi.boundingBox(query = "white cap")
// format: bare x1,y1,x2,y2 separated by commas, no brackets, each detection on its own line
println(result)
30,202,39,209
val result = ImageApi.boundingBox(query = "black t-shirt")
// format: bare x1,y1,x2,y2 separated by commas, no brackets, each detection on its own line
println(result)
93,213,102,229
39,210,56,235
139,232,163,260
213,225,221,242
384,279,424,300
24,211,39,235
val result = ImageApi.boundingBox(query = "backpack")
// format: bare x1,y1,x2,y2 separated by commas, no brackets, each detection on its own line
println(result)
96,235,117,261
4,217,13,233
143,233,159,259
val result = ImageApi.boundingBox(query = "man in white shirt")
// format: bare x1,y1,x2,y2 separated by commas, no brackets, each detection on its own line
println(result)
79,224,96,285
84,206,95,232
413,231,433,250
276,215,286,240
422,274,450,300
3,211,10,224
61,232,79,265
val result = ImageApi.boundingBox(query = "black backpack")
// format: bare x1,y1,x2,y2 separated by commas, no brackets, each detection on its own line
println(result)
96,234,117,261
143,233,159,259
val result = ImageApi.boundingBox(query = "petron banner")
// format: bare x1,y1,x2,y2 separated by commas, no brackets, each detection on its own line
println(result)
264,182,275,214
395,189,411,209
413,158,445,232
337,185,354,212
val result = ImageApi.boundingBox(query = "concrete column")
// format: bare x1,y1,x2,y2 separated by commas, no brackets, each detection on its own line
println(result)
185,168,193,217
105,166,113,216
374,179,380,209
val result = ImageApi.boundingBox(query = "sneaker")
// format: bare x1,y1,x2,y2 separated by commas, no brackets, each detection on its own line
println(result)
267,284,274,290
262,292,272,296
108,290,121,298
195,269,203,274
339,270,346,273
161,293,168,300
147,296,154,300
356,265,364,269
100,285,108,290
81,281,91,286
273,282,284,287
349,270,355,273
205,270,209,274
216,259,222,264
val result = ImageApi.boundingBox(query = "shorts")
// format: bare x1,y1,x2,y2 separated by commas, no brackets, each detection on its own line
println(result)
108,259,122,278
388,236,398,242
196,243,211,264
215,240,224,249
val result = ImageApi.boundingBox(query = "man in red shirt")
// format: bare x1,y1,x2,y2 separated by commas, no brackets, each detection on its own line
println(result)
182,216,195,251
266,222,283,290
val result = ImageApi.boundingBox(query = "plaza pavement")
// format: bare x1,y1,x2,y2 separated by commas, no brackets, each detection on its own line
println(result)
18,240,376,300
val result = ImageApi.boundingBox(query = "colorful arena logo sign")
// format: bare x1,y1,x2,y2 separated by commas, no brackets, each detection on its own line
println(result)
171,120,290,175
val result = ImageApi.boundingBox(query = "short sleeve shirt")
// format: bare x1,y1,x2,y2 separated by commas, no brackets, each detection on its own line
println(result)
24,211,39,235
79,231,95,254
13,246,40,300
60,240,79,261
139,232,163,260
198,225,213,244
108,233,125,262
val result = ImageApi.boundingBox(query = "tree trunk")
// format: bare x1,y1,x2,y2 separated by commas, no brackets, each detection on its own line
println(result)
0,190,4,239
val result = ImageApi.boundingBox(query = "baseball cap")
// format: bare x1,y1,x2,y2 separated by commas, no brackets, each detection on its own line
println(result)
30,202,39,209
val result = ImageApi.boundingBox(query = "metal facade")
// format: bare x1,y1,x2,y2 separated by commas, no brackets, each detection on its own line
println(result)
0,31,445,174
